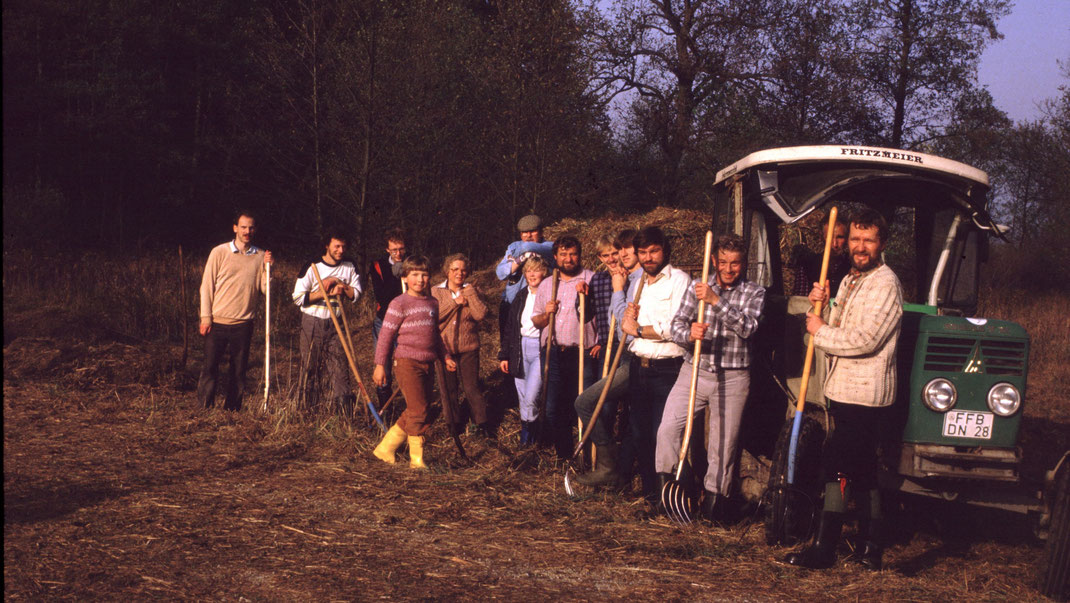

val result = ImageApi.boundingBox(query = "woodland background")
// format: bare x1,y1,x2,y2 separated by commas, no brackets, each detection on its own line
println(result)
3,0,1069,289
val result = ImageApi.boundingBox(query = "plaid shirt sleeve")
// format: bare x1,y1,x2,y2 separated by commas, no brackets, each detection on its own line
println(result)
591,271,613,346
792,262,811,296
670,283,699,348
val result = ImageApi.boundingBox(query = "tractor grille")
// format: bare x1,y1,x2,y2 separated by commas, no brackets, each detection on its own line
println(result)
924,337,974,371
922,336,1026,376
979,339,1026,376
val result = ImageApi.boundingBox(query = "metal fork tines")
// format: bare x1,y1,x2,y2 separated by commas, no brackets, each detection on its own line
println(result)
661,482,694,525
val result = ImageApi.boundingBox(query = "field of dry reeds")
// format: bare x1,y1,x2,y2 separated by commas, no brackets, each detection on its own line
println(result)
4,209,1069,600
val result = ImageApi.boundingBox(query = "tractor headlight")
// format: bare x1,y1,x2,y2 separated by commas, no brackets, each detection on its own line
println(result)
923,378,957,412
987,383,1021,416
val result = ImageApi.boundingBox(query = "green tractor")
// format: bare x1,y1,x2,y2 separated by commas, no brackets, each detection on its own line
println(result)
713,146,1068,598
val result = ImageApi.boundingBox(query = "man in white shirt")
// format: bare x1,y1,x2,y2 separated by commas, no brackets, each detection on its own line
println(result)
610,226,691,502
292,231,361,408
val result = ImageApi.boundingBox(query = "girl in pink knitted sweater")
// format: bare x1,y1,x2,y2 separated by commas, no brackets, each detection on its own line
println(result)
372,256,456,469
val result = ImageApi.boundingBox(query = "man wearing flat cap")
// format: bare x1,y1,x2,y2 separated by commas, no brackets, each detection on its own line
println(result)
496,214,555,343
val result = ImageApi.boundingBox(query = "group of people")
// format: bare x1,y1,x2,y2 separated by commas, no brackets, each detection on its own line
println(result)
197,206,904,571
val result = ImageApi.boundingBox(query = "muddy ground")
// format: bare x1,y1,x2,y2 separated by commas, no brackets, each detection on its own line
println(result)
3,300,1064,602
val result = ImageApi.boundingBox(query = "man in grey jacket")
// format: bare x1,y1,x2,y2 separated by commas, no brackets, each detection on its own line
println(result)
785,207,903,571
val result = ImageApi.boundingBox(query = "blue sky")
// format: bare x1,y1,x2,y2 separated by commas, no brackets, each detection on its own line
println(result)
978,0,1069,122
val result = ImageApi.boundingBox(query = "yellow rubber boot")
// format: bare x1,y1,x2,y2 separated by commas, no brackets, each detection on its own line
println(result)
373,424,407,464
408,435,427,469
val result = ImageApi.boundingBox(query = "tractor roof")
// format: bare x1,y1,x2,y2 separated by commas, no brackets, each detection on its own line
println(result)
713,145,995,229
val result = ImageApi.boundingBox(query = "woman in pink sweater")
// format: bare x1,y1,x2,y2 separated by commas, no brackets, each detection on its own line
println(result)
372,256,456,469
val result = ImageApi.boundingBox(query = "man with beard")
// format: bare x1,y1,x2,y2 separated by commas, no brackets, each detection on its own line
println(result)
292,230,362,408
573,229,641,487
657,234,765,521
793,211,849,296
784,208,902,571
197,210,274,411
369,228,408,407
532,235,596,458
610,227,691,502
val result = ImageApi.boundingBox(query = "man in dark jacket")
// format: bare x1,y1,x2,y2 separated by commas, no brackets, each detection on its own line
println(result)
368,228,407,406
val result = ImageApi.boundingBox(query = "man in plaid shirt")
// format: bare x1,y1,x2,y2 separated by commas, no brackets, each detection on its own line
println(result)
655,233,765,522
588,235,619,363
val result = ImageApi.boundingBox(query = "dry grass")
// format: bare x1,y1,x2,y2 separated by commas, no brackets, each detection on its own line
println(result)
4,209,1069,600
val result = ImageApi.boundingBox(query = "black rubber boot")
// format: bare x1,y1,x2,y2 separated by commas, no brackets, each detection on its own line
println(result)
852,518,884,571
652,472,673,511
574,443,619,488
784,511,844,569
472,423,495,441
700,490,723,523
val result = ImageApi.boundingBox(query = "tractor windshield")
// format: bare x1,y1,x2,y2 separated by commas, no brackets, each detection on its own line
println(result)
711,146,992,314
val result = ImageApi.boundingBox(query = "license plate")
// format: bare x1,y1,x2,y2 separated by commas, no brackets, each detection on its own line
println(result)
943,411,994,439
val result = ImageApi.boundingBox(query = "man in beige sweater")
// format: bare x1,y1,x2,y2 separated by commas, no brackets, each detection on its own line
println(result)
197,211,274,411
785,207,902,571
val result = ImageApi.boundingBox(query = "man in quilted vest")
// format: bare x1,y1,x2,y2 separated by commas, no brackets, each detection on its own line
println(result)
784,207,903,572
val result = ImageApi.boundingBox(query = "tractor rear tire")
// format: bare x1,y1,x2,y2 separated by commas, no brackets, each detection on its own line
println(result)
1041,459,1070,601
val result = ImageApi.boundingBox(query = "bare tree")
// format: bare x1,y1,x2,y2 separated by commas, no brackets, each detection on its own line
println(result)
587,0,786,204
848,0,1009,148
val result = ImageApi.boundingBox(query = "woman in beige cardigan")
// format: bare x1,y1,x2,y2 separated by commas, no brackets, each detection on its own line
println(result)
432,254,492,438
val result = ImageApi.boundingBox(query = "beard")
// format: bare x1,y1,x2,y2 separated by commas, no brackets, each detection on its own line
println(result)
642,261,665,276
851,253,878,272
558,262,581,277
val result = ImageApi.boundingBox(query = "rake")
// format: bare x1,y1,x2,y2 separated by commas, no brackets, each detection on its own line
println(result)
662,230,713,525
309,264,385,431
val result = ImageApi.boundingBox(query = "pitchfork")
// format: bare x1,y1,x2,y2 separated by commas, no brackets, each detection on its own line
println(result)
662,230,713,525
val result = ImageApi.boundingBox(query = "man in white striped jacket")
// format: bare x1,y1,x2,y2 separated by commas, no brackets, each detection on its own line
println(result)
785,207,903,572
292,231,362,408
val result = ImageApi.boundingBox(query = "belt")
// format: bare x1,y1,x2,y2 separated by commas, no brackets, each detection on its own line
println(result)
635,356,683,369
553,344,579,353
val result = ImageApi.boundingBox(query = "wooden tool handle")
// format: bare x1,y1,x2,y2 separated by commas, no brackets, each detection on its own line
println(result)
676,230,714,478
794,206,838,414
572,275,646,458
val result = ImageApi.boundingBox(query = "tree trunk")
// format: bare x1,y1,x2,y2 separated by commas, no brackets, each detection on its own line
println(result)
891,0,914,148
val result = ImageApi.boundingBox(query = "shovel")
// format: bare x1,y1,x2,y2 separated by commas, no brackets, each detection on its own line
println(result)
787,206,838,484
662,230,713,525
309,264,385,431
564,275,646,497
